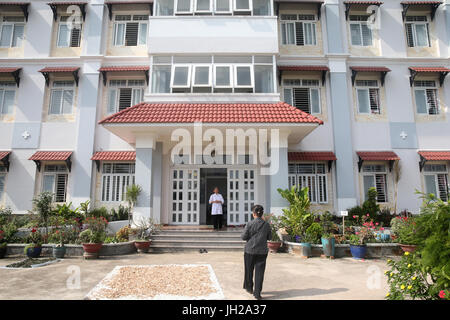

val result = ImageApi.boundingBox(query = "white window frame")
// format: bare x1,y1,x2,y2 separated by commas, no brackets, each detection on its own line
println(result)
49,80,75,115
361,164,388,203
101,162,136,202
233,64,254,88
56,16,82,48
42,164,69,203
282,79,321,114
288,163,328,204
0,165,6,202
112,14,148,47
233,0,252,12
171,64,192,88
355,80,380,114
349,21,373,47
280,14,317,46
107,79,146,114
405,16,430,48
214,0,232,14
175,0,194,14
213,64,233,88
0,16,25,48
192,65,212,87
414,80,439,115
194,0,213,13
0,82,16,115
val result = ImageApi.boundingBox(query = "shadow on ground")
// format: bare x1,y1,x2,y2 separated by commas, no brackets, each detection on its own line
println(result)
263,287,349,299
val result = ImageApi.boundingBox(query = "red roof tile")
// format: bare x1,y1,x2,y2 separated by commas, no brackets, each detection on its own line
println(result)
99,66,149,72
400,1,442,5
91,151,136,161
0,151,11,161
47,2,87,4
278,65,329,72
38,67,80,73
350,66,391,72
357,151,400,161
344,1,383,4
29,151,72,161
99,102,324,125
418,151,450,161
0,2,31,5
288,152,337,161
0,67,21,73
409,67,450,73
273,0,323,3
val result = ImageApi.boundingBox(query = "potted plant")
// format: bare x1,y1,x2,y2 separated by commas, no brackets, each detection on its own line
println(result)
25,227,43,258
79,216,108,259
349,214,384,259
133,217,160,253
52,230,66,259
300,222,323,258
126,184,142,226
392,216,419,252
264,214,282,253
320,212,338,259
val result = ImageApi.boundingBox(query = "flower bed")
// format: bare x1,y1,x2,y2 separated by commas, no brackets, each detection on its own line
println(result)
1,257,59,269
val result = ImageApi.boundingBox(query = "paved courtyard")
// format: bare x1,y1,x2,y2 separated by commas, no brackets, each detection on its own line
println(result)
0,252,389,300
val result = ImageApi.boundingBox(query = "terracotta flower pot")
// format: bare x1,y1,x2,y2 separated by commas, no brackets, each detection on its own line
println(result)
135,240,151,253
82,243,103,259
268,241,282,253
400,244,417,253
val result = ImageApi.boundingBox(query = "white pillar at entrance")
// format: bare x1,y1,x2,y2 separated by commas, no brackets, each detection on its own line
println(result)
269,131,289,215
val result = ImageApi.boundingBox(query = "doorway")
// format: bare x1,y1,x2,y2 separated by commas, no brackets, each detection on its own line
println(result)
200,168,227,225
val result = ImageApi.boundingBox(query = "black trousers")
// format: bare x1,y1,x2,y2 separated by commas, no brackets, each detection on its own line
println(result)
212,214,223,230
243,253,268,296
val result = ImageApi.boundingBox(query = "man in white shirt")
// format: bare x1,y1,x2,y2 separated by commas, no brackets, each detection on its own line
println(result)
209,187,224,230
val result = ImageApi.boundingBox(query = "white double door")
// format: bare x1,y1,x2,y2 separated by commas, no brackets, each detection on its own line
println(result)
170,167,256,225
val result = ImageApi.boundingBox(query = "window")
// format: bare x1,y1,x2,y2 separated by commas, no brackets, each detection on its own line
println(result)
192,65,212,87
424,164,448,201
0,16,25,48
155,0,269,15
171,65,192,88
362,164,388,203
234,65,253,88
414,80,439,115
57,16,82,48
175,0,193,14
214,65,232,87
215,0,231,13
349,15,373,46
0,81,16,115
283,79,321,114
49,81,75,115
405,16,430,47
101,163,135,202
195,0,212,12
108,80,145,114
234,0,251,12
355,80,380,114
113,15,148,46
0,164,6,201
42,165,68,203
288,163,328,203
280,14,317,46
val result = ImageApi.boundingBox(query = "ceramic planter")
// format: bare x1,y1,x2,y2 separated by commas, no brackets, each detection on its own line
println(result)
267,241,282,253
0,245,6,258
350,244,367,259
53,246,66,258
321,237,335,258
26,246,42,258
135,240,151,253
82,243,103,259
300,242,311,258
400,244,417,253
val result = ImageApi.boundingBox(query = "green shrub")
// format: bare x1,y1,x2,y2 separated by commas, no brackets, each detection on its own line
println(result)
87,207,110,221
1,222,18,243
0,207,12,225
347,187,380,221
116,225,131,242
303,222,323,244
110,205,130,221
319,212,338,238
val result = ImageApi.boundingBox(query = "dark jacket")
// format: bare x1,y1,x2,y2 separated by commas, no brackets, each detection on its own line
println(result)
241,217,271,255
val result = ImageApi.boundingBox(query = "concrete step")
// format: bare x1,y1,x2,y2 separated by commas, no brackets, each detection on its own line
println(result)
158,230,243,236
152,239,245,247
153,234,242,241
149,245,245,253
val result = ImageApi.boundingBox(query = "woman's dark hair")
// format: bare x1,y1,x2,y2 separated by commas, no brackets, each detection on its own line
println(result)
252,205,264,218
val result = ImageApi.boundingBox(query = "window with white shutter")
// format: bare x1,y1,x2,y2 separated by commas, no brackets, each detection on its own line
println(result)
101,163,136,202
0,16,25,48
423,164,449,201
113,15,148,47
283,79,321,114
355,80,380,114
362,164,388,203
49,81,75,115
0,81,16,115
414,80,439,115
0,165,6,201
349,15,373,46
405,16,430,47
288,163,328,203
107,79,145,114
280,14,317,46
57,16,82,48
42,165,68,203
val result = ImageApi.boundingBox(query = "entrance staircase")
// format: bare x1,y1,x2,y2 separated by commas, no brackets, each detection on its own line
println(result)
149,226,246,252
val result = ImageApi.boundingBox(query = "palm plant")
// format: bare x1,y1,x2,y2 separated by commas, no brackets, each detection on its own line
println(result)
125,184,142,226
32,192,54,236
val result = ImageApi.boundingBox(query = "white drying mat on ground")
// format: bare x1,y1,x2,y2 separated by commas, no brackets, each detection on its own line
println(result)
85,264,224,300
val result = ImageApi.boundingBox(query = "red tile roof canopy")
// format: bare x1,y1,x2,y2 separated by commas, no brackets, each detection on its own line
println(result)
99,102,324,125
350,66,391,86
401,1,442,21
288,151,337,172
418,151,450,171
0,2,30,21
273,1,324,20
0,151,11,172
277,65,329,86
344,1,383,20
29,151,73,172
39,67,81,87
98,66,150,86
356,151,400,172
0,67,21,87
47,2,87,21
409,67,450,87
91,151,136,171
105,1,153,20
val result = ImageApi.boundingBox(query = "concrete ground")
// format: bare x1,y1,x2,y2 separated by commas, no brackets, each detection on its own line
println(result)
0,252,390,300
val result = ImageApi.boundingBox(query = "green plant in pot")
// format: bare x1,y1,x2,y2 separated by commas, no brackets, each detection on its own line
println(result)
392,216,419,252
126,184,142,227
24,227,43,258
320,212,338,259
133,217,160,253
300,222,323,258
51,230,66,259
264,213,283,253
79,216,108,259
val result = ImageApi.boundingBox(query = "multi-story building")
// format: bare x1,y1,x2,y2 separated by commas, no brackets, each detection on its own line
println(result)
0,0,449,225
